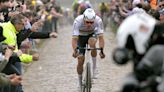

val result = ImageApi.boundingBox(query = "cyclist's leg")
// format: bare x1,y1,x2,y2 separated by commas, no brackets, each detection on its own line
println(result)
77,36,89,89
88,35,97,78
77,55,85,88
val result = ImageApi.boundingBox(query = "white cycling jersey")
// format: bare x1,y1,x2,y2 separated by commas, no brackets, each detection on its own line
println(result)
72,15,104,36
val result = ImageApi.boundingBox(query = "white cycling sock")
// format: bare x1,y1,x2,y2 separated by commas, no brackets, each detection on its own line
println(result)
92,57,97,74
78,74,82,87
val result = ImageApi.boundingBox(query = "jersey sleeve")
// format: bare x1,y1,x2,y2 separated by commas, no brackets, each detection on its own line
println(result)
95,18,104,35
72,20,80,36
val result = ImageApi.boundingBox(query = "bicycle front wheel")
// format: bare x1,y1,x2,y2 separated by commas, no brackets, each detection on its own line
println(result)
86,62,92,92
82,62,92,92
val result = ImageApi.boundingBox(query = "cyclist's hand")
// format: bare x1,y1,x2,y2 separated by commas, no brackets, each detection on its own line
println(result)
99,51,105,59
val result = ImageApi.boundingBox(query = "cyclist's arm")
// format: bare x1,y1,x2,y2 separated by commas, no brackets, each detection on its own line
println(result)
96,17,104,49
72,36,78,50
98,34,104,49
72,20,80,50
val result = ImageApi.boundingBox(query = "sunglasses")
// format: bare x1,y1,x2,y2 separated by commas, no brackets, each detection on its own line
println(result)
85,21,94,24
159,4,164,7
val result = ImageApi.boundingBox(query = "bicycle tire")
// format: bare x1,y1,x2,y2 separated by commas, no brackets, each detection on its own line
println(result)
86,62,91,92
82,62,92,92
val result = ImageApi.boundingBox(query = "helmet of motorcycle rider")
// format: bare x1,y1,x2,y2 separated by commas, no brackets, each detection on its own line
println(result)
116,13,157,55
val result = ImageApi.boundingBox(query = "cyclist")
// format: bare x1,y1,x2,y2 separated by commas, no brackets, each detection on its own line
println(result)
99,2,109,19
112,12,164,92
77,0,88,15
98,2,109,29
72,8,105,91
85,0,92,8
72,0,80,18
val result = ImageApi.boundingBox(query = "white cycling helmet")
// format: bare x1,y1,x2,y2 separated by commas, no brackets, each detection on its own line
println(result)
116,13,156,54
83,8,96,21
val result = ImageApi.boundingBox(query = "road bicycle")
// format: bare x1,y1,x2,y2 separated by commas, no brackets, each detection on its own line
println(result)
76,46,103,92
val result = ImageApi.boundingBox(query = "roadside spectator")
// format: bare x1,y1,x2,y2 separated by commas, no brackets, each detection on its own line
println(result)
157,0,164,10
0,43,22,87
0,26,22,90
0,13,38,92
159,9,164,23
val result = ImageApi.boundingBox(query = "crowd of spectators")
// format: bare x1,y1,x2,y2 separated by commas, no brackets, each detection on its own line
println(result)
0,0,65,92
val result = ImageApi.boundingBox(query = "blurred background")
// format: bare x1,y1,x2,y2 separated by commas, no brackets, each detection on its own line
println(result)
59,0,111,8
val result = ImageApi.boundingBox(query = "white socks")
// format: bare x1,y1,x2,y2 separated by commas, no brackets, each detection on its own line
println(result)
78,74,82,87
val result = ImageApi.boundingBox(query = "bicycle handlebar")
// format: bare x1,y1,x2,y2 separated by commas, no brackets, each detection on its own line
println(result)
76,47,103,51
75,47,105,58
